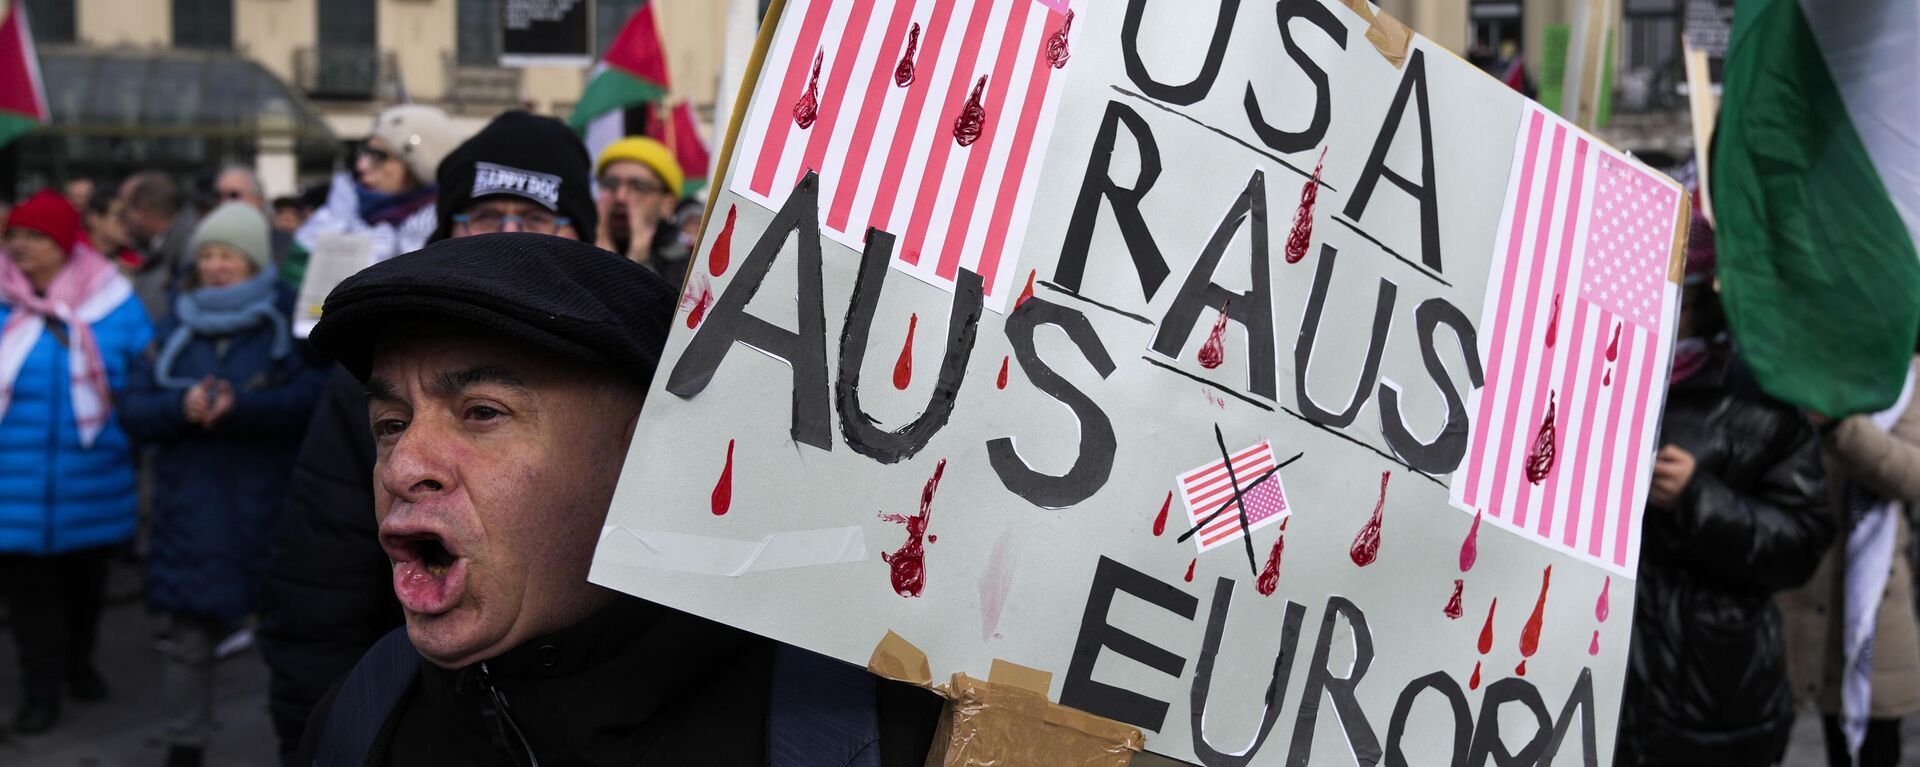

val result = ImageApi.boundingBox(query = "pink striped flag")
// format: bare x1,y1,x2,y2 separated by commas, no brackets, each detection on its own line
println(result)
1450,105,1683,576
726,0,1077,312
1178,442,1290,553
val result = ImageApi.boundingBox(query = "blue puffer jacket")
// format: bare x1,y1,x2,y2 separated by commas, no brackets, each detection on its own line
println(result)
0,294,152,555
119,287,328,621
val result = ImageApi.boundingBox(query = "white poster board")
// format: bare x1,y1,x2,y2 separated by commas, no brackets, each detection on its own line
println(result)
595,1,1688,764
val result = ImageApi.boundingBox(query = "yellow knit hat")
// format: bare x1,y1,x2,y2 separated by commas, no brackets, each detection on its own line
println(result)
595,137,685,200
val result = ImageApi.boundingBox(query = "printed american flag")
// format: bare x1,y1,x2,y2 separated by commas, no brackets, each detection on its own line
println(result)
1450,106,1683,576
1178,442,1290,554
727,0,1077,312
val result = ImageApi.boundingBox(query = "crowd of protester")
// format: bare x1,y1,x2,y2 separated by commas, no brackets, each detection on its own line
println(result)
0,100,1915,767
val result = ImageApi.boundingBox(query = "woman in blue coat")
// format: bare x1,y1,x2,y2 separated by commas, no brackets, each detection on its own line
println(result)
119,202,326,765
0,190,152,734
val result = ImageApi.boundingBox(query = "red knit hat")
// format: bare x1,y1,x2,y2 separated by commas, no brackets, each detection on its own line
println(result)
7,190,80,255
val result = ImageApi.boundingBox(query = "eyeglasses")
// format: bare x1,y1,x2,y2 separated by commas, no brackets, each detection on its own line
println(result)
454,211,571,235
358,145,394,165
599,176,666,196
218,189,248,201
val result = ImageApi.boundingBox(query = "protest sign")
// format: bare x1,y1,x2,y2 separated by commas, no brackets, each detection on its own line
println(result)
500,0,592,67
593,1,1688,764
293,232,372,339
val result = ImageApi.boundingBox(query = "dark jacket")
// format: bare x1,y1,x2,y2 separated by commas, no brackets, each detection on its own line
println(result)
258,365,398,765
119,287,327,621
131,209,199,323
296,596,943,766
1619,355,1833,766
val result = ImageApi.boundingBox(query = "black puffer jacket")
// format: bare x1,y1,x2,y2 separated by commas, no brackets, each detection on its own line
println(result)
257,366,399,765
1618,357,1832,766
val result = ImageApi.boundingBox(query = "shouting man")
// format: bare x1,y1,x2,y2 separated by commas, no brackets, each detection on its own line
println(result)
297,234,939,765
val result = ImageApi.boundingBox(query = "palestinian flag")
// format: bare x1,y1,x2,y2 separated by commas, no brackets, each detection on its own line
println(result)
1714,0,1920,417
570,1,670,142
664,102,712,198
0,0,48,150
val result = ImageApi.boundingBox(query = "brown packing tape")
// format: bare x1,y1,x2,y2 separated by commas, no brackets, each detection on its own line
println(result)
1341,0,1412,69
929,673,1144,767
1668,189,1694,286
868,630,935,687
987,658,1052,696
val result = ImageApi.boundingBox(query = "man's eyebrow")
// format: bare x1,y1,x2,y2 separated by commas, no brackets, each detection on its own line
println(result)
426,365,529,398
366,377,401,402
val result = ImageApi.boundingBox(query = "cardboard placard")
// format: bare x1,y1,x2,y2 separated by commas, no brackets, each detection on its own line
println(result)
293,232,373,340
595,1,1687,764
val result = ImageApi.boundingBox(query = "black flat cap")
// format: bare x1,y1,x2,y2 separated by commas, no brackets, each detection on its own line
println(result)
309,233,676,385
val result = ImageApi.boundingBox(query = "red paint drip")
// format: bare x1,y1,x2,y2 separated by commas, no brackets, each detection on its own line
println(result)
1444,579,1464,620
1604,368,1613,386
1544,293,1562,348
793,50,823,129
1197,299,1232,369
1284,146,1328,264
1596,576,1611,622
893,313,917,390
1469,661,1482,690
927,534,937,543
1460,509,1481,572
1348,470,1390,566
1515,659,1528,676
685,286,714,330
881,459,946,597
1588,630,1601,656
1280,516,1288,531
1518,565,1553,658
1478,598,1498,654
953,75,988,147
708,205,736,277
996,356,1009,390
893,23,920,87
1045,10,1075,69
710,439,734,516
1524,391,1558,484
1255,535,1285,596
1184,558,1196,583
1016,269,1036,309
1605,322,1622,362
1151,491,1171,537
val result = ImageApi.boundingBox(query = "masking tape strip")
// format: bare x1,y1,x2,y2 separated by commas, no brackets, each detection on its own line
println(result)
596,524,867,577
1341,0,1413,69
1668,187,1693,286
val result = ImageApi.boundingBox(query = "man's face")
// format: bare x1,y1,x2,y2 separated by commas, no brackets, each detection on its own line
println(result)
115,179,156,241
455,197,580,241
367,330,641,668
271,205,304,233
65,179,93,209
597,160,673,241
216,170,265,210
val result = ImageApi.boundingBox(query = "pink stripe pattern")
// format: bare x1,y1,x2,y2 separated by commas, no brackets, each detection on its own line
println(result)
1450,106,1681,576
732,0,1074,312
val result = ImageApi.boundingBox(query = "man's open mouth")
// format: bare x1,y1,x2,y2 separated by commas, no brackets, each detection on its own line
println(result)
382,531,469,616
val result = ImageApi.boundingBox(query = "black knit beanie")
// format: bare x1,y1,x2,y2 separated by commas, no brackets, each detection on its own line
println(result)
432,111,597,243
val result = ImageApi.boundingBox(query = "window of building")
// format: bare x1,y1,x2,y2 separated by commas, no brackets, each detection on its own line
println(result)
458,0,501,66
23,0,76,44
310,0,378,99
1620,0,1683,110
172,0,233,51
596,0,645,56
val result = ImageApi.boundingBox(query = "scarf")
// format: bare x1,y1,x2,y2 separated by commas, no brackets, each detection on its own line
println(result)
0,243,132,448
1840,367,1918,761
154,267,290,389
357,184,437,228
1669,337,1711,385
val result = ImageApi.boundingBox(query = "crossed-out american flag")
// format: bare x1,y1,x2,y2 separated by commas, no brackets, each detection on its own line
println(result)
1450,105,1683,576
727,0,1078,312
1179,441,1290,554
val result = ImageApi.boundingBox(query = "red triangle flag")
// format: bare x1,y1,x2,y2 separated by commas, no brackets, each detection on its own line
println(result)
0,0,48,121
605,1,670,91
